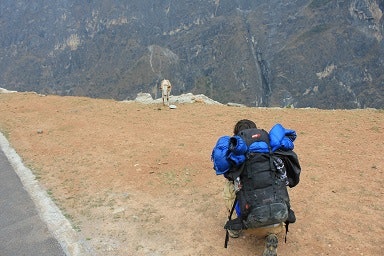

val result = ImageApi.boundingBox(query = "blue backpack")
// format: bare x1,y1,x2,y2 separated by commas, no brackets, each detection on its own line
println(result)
211,124,301,248
211,123,300,186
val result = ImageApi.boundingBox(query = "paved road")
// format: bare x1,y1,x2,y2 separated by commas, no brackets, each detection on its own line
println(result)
0,148,66,256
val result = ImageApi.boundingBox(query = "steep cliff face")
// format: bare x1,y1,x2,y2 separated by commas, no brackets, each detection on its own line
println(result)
0,0,383,108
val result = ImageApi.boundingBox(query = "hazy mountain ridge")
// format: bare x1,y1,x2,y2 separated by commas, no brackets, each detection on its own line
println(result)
0,0,383,109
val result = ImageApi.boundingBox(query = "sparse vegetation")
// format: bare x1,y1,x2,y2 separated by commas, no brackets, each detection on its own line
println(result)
297,24,331,42
0,93,382,255
309,0,333,9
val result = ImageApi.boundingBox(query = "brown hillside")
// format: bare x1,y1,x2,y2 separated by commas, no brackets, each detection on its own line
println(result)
0,92,383,256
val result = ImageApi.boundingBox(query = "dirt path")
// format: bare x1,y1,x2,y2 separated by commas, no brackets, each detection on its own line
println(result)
0,92,383,255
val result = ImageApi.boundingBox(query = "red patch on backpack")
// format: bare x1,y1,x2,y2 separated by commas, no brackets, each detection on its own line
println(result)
252,133,261,139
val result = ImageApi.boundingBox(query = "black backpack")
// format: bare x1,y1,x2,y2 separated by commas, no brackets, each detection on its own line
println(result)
224,128,297,247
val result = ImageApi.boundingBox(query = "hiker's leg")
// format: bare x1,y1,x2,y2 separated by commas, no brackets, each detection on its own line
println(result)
223,180,241,238
256,224,284,256
222,180,237,217
263,233,278,256
245,223,285,238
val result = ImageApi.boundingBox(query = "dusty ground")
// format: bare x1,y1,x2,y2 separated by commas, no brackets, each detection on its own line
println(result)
0,92,383,256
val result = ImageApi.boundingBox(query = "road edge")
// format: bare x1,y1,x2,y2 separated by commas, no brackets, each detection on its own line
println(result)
0,132,93,256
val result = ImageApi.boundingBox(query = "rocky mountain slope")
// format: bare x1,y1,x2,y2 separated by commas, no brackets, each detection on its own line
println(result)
0,0,383,108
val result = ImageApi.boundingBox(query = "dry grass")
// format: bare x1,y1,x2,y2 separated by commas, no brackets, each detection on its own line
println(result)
0,92,383,255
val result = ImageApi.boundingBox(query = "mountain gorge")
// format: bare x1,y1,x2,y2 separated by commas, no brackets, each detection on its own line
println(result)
0,0,383,108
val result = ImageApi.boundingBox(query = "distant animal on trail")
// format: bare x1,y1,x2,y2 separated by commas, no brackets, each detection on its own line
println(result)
160,79,172,106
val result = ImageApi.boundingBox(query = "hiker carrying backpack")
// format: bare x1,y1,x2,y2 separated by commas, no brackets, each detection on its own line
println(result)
211,119,301,256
